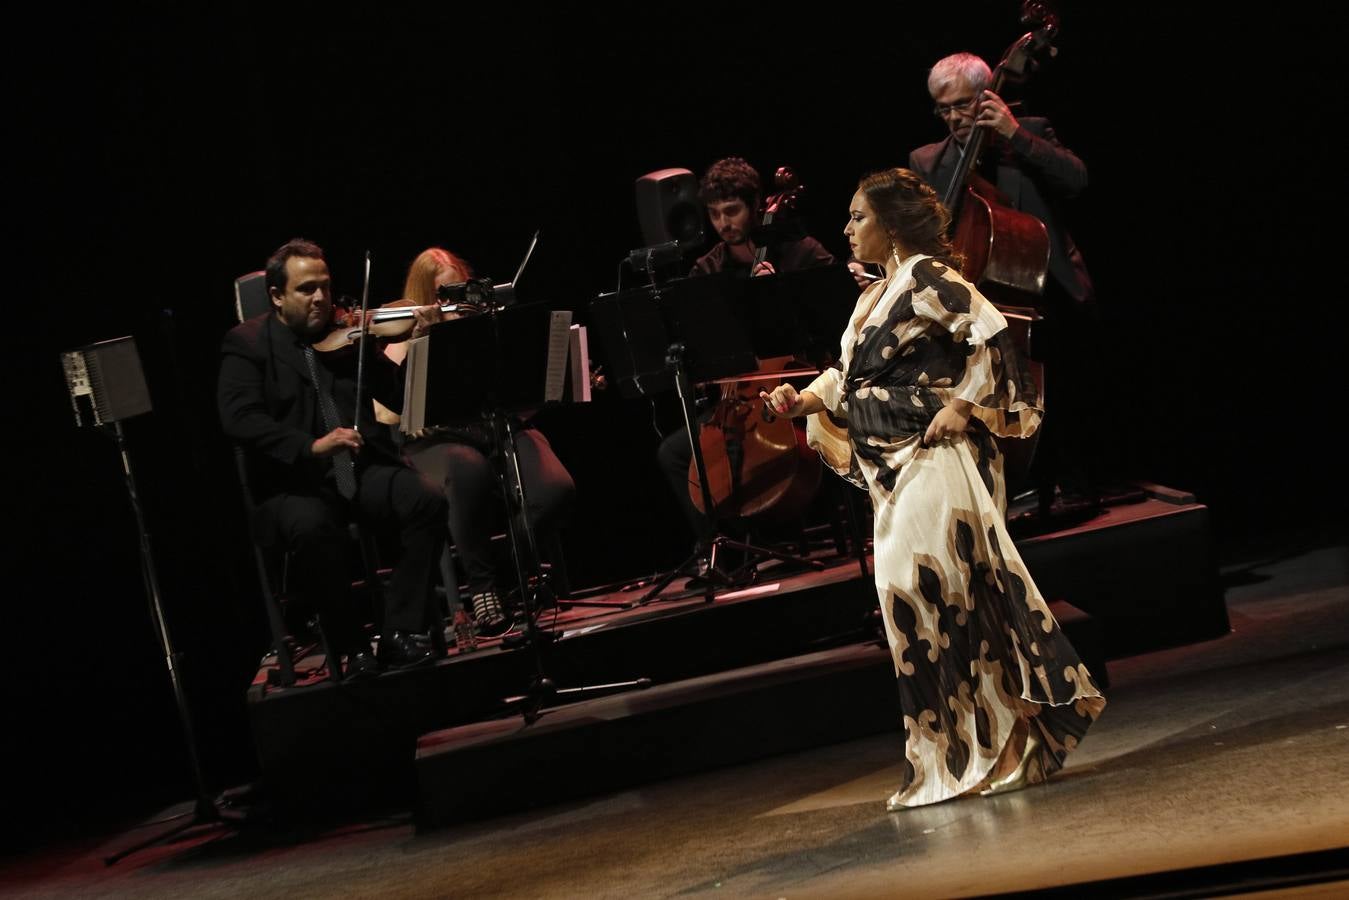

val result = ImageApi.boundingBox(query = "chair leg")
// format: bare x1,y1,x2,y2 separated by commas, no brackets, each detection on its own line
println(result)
843,486,871,581
354,527,387,635
254,544,296,687
237,444,300,686
828,482,850,557
423,546,456,658
356,530,383,600
311,614,343,683
545,533,571,599
439,545,463,616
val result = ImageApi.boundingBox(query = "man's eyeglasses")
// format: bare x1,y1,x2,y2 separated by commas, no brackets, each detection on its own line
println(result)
933,96,979,118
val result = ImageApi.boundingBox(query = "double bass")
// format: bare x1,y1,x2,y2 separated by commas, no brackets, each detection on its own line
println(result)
688,167,822,520
943,0,1061,305
942,2,1061,492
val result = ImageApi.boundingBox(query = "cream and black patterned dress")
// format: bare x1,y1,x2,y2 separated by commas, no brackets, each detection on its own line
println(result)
806,254,1105,807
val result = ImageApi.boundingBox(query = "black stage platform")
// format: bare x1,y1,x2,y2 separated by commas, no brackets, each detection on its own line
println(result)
244,483,1226,823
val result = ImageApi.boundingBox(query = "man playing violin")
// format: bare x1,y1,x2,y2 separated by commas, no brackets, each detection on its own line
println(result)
910,52,1099,511
689,157,834,278
218,238,447,678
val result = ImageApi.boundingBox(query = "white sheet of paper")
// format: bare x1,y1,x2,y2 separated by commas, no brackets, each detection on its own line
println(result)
544,310,573,403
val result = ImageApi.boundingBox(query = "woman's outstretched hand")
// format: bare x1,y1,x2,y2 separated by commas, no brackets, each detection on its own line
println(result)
761,384,808,418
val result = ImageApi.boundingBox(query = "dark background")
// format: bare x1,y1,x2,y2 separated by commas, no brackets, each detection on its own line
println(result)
5,4,1340,852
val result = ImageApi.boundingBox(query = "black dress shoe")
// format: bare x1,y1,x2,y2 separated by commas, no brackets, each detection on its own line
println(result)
377,631,435,670
344,650,381,681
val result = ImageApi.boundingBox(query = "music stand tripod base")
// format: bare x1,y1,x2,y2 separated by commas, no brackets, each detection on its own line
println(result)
637,532,825,606
638,341,824,607
419,307,650,724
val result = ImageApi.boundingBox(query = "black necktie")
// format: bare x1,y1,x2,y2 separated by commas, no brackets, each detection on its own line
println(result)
302,344,358,500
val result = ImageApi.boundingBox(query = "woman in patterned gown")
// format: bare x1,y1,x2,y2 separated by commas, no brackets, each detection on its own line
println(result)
761,169,1105,810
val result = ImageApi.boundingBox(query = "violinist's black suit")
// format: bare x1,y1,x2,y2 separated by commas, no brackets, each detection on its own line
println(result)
219,312,445,651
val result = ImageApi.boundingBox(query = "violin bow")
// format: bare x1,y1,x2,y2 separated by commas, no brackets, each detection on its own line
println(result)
352,251,372,435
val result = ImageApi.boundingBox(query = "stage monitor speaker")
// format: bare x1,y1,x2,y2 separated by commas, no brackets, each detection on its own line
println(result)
635,168,703,247
60,335,152,427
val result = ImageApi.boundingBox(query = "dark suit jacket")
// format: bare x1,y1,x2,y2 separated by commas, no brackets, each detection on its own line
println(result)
218,312,404,500
909,117,1094,304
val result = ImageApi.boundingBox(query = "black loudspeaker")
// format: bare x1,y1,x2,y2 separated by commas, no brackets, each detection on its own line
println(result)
635,168,703,246
60,335,153,427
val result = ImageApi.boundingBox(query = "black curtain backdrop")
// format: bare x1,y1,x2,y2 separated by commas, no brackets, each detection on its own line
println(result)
5,4,1339,850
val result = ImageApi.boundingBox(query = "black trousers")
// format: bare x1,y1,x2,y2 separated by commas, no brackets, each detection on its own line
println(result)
405,429,574,597
657,423,707,540
254,463,447,653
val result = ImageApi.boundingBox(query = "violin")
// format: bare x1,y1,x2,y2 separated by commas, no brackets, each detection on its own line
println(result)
309,298,492,353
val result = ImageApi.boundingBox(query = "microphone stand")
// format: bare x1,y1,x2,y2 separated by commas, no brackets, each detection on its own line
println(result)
103,420,243,865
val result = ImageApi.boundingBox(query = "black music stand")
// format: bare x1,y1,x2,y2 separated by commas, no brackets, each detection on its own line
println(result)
416,304,650,722
60,337,246,864
744,264,875,582
590,273,832,605
741,263,858,365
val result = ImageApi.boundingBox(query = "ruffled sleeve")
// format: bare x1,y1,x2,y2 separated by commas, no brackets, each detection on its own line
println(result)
909,257,1043,439
805,366,843,416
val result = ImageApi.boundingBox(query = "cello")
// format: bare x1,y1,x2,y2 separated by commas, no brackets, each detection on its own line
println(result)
942,0,1061,305
688,167,823,521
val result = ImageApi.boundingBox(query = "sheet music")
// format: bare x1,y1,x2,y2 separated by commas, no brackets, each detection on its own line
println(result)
401,335,429,434
544,311,573,403
569,324,591,403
